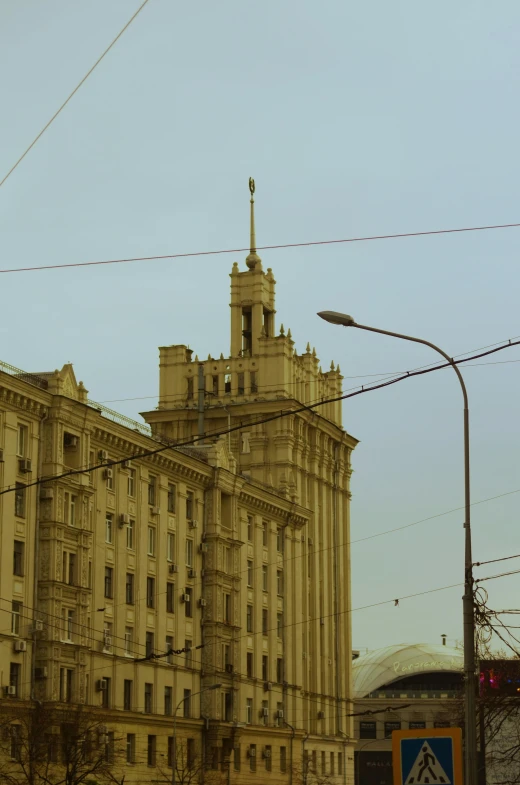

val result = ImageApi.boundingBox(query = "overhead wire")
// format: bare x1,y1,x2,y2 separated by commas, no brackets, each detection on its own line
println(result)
1,221,520,275
0,0,152,189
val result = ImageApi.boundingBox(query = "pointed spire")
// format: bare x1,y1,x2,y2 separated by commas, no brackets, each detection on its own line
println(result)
220,353,224,360
287,328,292,339
245,177,261,269
279,323,285,336
337,364,341,373
306,342,311,353
330,361,335,371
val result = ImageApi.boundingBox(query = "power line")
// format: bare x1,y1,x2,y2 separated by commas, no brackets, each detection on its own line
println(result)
474,553,520,568
1,221,519,274
0,0,152,189
2,336,519,497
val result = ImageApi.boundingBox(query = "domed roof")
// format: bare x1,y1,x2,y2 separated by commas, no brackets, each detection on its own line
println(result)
352,643,464,699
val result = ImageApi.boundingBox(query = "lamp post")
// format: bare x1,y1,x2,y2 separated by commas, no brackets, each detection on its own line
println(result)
317,310,477,785
172,683,222,785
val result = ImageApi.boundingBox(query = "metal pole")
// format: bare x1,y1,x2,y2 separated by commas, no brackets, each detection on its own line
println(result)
351,321,477,785
198,363,205,440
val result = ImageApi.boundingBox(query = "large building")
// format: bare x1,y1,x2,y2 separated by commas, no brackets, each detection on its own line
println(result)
351,643,464,785
0,189,358,783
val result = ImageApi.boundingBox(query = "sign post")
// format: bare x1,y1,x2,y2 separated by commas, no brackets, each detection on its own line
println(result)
393,727,463,785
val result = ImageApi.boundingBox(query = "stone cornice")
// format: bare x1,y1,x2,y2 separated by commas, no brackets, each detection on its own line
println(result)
0,384,48,418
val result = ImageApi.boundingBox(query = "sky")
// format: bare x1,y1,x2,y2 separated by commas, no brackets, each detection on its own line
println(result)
1,0,519,654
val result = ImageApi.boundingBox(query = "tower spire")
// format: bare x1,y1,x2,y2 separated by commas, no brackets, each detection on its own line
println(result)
245,177,261,269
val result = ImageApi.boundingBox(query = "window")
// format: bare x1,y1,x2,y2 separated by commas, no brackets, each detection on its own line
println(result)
9,663,20,697
147,735,156,766
148,476,156,506
167,483,176,513
144,683,153,714
277,612,283,638
223,691,233,722
247,515,253,541
105,514,113,543
277,527,284,553
187,377,194,400
234,745,240,771
126,519,134,549
262,655,268,681
167,736,174,768
67,553,76,585
165,686,172,716
106,464,114,490
262,608,268,635
280,746,287,773
183,689,191,718
16,424,27,457
186,491,194,520
276,658,284,684
249,743,256,772
124,627,133,656
10,725,22,762
103,623,113,651
127,468,136,497
237,372,245,395
247,560,253,587
64,492,77,526
330,752,335,776
410,721,426,729
125,573,134,604
124,679,132,710
262,521,268,546
166,582,175,613
126,734,135,764
276,701,283,726
277,570,284,596
185,640,192,668
246,698,253,724
62,609,74,641
262,565,268,591
184,587,192,618
167,532,175,562
146,632,154,658
224,547,232,574
223,644,230,668
166,635,174,664
224,593,231,623
251,371,258,393
322,751,326,775
102,676,111,708
185,539,193,566
187,738,195,769
312,751,317,773
247,652,253,677
338,752,343,776
384,721,401,738
14,485,25,518
146,577,155,608
11,602,22,635
265,744,272,770
246,605,253,633
104,567,113,599
360,721,377,739
147,526,156,556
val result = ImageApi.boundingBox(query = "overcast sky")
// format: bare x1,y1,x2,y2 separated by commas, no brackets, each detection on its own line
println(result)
1,0,519,654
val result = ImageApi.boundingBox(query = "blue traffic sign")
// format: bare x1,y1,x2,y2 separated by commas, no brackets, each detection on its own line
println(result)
392,728,463,785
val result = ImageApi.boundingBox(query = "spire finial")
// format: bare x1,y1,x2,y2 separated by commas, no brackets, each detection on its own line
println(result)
246,177,261,269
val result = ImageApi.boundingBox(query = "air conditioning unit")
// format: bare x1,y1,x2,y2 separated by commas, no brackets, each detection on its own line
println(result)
263,748,271,758
103,468,113,480
98,450,109,462
33,620,44,633
4,686,16,697
225,664,234,674
199,543,208,553
119,513,130,527
169,564,178,574
277,709,284,719
188,520,198,529
35,667,48,680
180,593,188,603
247,747,256,758
121,460,132,469
103,636,112,649
96,679,108,691
64,434,78,448
308,537,314,546
19,458,32,473
40,488,54,500
261,707,269,718
317,711,325,719
198,598,207,608
188,569,197,579
0,448,4,462
264,682,273,692
13,640,27,653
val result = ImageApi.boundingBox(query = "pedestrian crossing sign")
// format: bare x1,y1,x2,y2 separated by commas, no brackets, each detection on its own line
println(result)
392,727,463,785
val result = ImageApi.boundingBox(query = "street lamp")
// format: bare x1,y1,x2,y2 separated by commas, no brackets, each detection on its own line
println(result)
172,683,222,785
317,310,477,785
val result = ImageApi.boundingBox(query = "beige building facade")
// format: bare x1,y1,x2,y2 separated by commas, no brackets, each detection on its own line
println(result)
0,196,358,783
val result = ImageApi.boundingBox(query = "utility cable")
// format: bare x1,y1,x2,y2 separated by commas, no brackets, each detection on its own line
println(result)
1,221,519,274
474,553,520,568
0,0,152,189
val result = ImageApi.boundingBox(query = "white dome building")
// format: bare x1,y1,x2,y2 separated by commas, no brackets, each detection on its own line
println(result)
352,643,463,785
